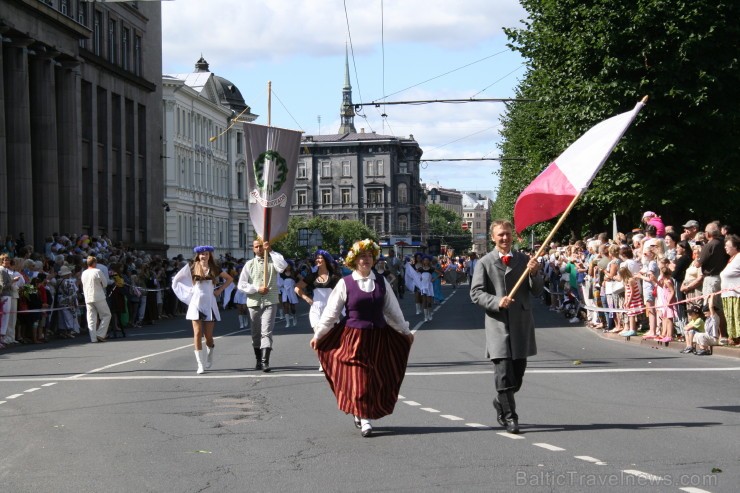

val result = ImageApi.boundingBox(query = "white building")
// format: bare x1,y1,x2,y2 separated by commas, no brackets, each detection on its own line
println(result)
462,192,492,255
161,57,257,259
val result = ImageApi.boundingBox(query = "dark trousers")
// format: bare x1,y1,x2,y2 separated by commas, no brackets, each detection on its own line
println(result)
492,358,527,393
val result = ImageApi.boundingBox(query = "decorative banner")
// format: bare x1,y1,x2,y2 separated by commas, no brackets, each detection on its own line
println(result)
243,123,302,241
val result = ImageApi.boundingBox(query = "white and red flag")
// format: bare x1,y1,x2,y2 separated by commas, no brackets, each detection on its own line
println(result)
243,123,303,241
513,100,645,234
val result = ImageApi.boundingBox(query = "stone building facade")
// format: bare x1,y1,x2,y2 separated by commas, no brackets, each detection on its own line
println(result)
162,57,257,259
294,53,424,240
462,191,492,255
0,0,165,253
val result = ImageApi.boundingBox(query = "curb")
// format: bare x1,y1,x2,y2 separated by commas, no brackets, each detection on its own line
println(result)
582,324,740,359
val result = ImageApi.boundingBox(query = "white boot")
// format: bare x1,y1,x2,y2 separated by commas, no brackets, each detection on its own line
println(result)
360,418,373,437
292,314,298,327
428,308,433,321
285,314,292,328
205,346,214,369
238,315,245,329
416,303,421,315
194,350,205,374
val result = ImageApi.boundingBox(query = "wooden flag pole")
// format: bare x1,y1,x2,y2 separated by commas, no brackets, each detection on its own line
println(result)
508,191,583,299
263,81,272,287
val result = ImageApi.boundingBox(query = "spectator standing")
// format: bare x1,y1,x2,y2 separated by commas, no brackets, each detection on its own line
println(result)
642,211,666,238
697,224,729,340
81,256,112,343
720,234,740,345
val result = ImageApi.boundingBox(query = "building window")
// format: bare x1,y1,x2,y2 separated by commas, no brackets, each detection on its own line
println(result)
399,161,408,173
322,189,332,205
341,160,351,177
321,161,331,178
367,189,383,207
398,183,408,204
366,159,384,176
297,161,307,179
93,10,102,55
296,190,307,205
236,132,243,154
134,35,142,76
61,0,69,16
122,28,130,70
367,214,383,233
341,189,351,205
237,171,243,199
398,215,408,232
108,19,117,64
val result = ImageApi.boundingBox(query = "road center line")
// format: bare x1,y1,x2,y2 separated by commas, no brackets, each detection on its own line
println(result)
403,400,421,406
533,443,565,451
575,456,607,465
622,469,663,482
6,394,23,399
24,388,41,393
440,414,464,421
496,432,525,440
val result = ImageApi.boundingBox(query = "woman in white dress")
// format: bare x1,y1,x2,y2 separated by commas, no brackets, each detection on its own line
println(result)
280,261,299,327
418,255,435,321
172,246,233,374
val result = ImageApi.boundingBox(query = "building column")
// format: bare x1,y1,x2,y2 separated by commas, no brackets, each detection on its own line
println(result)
3,37,34,242
56,59,82,235
28,44,60,250
0,26,8,236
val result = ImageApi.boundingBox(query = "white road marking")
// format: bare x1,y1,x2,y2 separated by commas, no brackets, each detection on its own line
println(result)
533,443,565,451
575,456,607,465
403,400,421,406
6,394,23,399
679,488,713,493
397,395,405,399
622,470,663,482
0,401,6,404
496,432,525,440
440,414,464,421
420,407,440,413
41,383,56,387
24,388,41,393
465,423,490,429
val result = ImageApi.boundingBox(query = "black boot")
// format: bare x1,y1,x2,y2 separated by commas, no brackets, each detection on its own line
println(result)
261,347,272,373
497,391,519,434
493,396,505,427
254,347,263,371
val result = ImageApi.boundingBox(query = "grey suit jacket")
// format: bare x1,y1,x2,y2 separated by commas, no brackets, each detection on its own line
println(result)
470,250,544,360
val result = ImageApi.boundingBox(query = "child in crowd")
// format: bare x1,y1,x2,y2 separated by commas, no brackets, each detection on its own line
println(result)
656,260,677,343
694,297,719,356
619,267,642,337
681,305,705,354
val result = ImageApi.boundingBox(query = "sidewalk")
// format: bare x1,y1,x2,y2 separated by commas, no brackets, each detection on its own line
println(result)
582,322,740,359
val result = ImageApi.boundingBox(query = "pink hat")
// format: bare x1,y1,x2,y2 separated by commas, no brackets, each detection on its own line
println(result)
642,211,656,219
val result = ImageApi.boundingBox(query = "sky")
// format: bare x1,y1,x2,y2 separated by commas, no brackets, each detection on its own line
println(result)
161,0,529,198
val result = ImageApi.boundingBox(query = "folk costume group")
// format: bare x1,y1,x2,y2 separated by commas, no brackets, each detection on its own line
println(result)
172,226,542,438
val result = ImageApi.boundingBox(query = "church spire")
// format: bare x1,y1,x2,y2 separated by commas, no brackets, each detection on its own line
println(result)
338,44,356,134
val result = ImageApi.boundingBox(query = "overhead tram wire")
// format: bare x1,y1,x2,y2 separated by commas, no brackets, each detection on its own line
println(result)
353,97,532,112
471,63,527,98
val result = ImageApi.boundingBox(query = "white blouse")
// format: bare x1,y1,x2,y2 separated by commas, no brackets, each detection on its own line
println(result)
313,270,411,340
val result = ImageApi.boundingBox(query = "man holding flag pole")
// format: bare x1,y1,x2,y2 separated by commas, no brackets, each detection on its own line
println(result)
471,98,646,433
236,82,302,372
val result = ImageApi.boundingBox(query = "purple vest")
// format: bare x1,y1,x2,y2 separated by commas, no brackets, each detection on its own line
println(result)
344,274,387,329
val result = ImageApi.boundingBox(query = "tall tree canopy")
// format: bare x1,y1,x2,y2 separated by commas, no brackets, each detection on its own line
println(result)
270,216,377,259
495,0,740,240
427,204,473,254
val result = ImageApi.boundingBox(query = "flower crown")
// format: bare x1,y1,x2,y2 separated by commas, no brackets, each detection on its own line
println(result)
344,239,381,269
193,245,215,254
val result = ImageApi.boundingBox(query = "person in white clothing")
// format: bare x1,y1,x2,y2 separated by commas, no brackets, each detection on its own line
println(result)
81,256,112,343
171,246,233,374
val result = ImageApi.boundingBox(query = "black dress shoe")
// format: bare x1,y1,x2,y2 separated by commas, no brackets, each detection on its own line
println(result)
505,419,520,434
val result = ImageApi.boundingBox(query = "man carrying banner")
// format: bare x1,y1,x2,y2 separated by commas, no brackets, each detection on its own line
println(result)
470,220,543,434
237,239,288,372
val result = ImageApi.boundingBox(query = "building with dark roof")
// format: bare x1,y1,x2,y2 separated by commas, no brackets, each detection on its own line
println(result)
162,56,258,258
295,51,424,242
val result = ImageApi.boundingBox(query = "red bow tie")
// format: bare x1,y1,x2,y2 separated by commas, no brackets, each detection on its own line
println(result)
502,255,511,266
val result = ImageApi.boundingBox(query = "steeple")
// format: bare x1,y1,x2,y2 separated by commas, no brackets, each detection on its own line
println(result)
338,44,356,134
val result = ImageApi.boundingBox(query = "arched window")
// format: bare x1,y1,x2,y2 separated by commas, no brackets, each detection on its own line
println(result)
398,215,408,232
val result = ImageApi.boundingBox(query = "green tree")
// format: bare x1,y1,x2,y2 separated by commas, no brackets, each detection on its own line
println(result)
496,0,740,239
270,216,378,259
427,204,472,254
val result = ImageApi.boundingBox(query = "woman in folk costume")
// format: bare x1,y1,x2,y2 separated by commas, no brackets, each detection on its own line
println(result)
310,239,414,437
279,261,299,327
405,252,424,315
417,255,435,321
172,246,233,374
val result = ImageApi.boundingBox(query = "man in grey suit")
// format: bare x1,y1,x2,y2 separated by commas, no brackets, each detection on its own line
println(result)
470,220,543,434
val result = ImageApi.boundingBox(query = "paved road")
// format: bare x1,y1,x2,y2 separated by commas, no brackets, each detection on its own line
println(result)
1,283,738,492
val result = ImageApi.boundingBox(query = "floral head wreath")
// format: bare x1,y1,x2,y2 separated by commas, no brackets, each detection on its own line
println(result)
344,239,381,270
193,245,215,254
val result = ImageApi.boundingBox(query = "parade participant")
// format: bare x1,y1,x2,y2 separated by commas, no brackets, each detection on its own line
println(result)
237,239,288,372
431,256,445,304
418,255,435,321
310,239,414,438
404,254,421,310
470,220,543,434
279,261,299,327
0,254,16,348
81,256,112,343
172,246,233,374
54,265,80,339
233,265,250,330
295,250,342,372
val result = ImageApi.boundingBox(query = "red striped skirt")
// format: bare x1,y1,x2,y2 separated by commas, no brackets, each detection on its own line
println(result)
317,323,412,420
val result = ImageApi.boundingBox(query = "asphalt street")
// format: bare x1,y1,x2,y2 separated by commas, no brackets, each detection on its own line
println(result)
1,282,738,493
